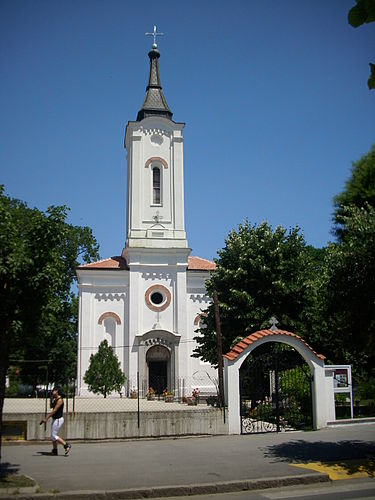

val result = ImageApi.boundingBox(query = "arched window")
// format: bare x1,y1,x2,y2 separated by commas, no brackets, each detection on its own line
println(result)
152,167,161,205
103,317,116,347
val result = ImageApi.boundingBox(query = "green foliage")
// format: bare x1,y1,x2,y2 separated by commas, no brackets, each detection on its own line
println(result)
84,340,126,398
0,185,99,456
309,203,375,377
282,397,306,429
279,365,311,402
368,63,375,90
248,401,273,421
333,145,375,239
335,393,348,405
358,376,375,400
348,0,375,27
5,367,21,397
193,220,316,365
348,0,375,89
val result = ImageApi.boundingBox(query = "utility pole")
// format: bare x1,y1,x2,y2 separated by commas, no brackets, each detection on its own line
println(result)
213,291,224,410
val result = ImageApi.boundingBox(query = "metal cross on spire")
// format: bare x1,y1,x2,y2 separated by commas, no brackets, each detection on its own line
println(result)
145,25,164,48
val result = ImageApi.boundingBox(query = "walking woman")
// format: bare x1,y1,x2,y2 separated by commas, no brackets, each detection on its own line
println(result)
41,386,71,456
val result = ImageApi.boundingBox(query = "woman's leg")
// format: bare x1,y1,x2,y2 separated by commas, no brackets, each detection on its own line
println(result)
51,418,65,450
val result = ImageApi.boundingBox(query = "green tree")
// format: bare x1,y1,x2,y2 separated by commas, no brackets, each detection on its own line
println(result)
84,340,126,398
0,186,99,458
348,0,375,89
312,204,375,378
333,145,375,240
19,295,80,388
193,221,317,365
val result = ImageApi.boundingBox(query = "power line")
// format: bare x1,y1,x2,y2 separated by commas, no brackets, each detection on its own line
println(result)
79,339,198,350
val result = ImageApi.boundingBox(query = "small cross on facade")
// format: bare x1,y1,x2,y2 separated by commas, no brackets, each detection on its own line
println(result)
269,316,279,331
153,211,163,224
145,25,164,48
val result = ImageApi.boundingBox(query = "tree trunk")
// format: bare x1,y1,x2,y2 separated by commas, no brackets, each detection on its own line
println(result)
0,331,10,462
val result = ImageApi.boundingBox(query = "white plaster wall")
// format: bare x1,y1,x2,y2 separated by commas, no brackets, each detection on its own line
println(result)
123,247,190,384
125,116,187,248
324,368,336,422
76,270,128,396
186,271,217,392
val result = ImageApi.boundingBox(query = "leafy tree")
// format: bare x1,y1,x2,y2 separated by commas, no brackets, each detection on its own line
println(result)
0,186,99,458
312,204,375,378
193,221,317,365
348,0,375,89
333,144,375,240
19,295,80,388
84,340,126,398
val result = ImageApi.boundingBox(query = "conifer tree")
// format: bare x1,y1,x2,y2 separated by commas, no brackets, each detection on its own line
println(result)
84,340,126,398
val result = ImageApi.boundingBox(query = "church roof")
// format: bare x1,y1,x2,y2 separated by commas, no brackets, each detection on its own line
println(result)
187,256,216,271
136,44,173,121
223,329,326,362
77,255,216,272
76,256,128,270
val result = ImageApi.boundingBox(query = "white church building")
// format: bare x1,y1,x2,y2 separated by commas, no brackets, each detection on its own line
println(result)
76,37,217,397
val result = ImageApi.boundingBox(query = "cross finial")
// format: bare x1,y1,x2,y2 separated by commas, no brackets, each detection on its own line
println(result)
269,316,279,331
145,25,164,48
152,211,164,224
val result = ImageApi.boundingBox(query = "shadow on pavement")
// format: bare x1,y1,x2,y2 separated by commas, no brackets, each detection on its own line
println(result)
0,461,20,478
263,439,375,476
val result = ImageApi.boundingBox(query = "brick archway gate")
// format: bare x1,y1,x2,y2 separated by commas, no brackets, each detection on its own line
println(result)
223,329,329,434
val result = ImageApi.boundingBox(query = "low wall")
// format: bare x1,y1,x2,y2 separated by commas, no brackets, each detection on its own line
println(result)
3,408,228,441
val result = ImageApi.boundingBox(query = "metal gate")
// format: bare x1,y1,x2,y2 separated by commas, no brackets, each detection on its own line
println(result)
239,342,312,434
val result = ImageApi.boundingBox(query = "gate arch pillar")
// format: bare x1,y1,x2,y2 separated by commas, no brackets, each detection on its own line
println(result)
223,329,330,434
224,357,241,434
312,360,336,428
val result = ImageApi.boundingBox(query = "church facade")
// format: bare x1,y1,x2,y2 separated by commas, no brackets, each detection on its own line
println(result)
76,40,217,397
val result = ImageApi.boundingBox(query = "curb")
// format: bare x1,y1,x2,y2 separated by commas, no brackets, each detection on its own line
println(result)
0,473,330,499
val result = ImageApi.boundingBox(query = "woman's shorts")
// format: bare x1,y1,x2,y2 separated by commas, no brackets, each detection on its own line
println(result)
51,417,64,440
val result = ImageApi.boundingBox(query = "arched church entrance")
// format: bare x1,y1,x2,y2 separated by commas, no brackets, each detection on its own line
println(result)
239,342,312,433
146,345,170,395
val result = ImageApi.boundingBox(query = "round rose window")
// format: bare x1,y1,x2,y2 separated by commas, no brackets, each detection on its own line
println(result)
145,285,171,312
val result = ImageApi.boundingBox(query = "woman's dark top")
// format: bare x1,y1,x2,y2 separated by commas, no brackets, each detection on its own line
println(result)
51,397,64,420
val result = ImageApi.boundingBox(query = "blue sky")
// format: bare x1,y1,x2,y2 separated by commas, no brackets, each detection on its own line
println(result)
1,0,374,262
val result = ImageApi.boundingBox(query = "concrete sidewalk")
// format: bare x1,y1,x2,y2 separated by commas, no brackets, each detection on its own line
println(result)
1,423,374,498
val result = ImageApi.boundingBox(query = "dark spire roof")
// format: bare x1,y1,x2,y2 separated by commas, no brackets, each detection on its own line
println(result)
137,45,173,121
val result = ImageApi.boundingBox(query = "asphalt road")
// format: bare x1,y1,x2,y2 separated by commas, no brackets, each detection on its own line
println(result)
2,423,375,497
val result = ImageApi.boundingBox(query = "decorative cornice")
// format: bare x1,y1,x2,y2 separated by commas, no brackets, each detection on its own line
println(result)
142,271,172,281
190,294,210,304
95,293,126,302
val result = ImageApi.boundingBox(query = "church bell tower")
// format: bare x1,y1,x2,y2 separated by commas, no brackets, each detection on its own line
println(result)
123,34,189,255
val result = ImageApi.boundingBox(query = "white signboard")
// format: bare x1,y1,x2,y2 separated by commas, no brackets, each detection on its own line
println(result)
330,364,353,419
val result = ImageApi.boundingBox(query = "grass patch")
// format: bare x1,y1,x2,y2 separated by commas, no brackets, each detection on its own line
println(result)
0,474,36,489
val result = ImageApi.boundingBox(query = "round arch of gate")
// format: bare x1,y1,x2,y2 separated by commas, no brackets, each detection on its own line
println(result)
223,329,328,434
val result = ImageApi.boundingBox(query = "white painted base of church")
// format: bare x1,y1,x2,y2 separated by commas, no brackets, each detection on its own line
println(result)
76,255,218,399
